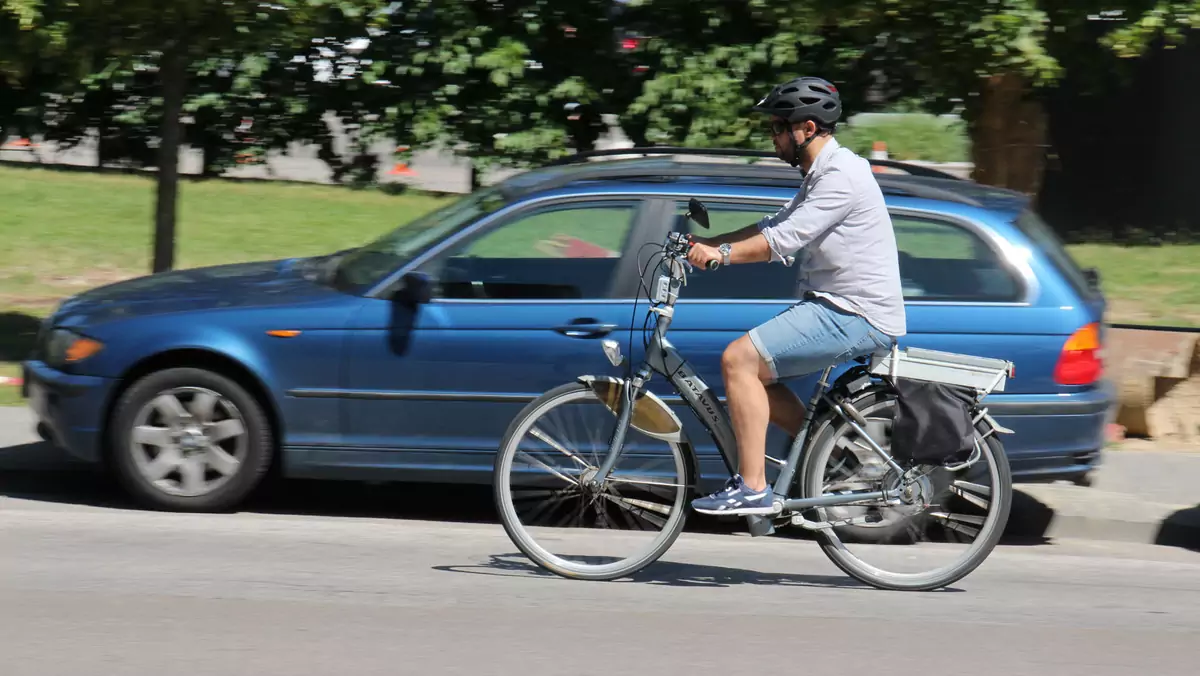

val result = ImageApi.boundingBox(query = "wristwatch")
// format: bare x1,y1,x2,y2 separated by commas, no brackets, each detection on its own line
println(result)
718,243,732,266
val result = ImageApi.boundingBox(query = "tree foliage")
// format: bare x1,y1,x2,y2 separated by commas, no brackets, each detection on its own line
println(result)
2,0,1200,264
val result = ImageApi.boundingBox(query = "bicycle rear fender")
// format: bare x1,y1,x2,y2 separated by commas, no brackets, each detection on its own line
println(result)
577,375,685,444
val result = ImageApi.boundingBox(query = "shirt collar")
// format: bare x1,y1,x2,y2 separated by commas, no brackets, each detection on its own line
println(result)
802,136,840,178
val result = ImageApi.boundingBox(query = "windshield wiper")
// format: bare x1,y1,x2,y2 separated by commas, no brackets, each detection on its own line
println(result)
302,248,358,285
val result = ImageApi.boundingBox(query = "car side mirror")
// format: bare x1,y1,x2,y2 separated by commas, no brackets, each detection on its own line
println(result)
686,198,710,229
393,271,432,306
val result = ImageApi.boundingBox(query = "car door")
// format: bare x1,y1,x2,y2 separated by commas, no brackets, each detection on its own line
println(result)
339,196,654,478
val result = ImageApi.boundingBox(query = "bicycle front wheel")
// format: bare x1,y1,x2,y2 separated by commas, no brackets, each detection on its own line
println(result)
493,382,693,581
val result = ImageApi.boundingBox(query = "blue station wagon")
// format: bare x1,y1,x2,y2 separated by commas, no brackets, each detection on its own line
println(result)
22,149,1113,512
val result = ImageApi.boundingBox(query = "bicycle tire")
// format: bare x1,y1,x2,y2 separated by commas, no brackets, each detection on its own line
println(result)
493,381,694,581
798,389,1013,591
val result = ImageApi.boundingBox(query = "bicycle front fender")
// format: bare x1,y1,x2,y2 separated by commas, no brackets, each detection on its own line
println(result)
577,375,685,444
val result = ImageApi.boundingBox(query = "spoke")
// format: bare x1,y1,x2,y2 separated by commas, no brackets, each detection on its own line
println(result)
601,492,670,529
207,419,246,443
205,445,240,476
132,425,172,449
553,495,588,528
514,449,579,486
189,392,218,424
178,457,207,494
520,489,577,525
530,426,595,469
951,480,992,511
142,448,182,481
603,476,686,489
152,394,189,427
511,488,571,502
600,491,673,518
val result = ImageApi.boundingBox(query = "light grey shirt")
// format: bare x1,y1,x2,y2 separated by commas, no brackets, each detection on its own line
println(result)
756,137,908,337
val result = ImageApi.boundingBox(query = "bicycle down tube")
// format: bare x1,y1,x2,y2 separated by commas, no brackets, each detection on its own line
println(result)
590,298,905,515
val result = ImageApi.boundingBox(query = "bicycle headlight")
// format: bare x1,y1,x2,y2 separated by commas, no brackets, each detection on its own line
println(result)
44,328,104,367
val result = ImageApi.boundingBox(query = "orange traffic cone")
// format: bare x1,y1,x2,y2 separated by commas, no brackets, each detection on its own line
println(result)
390,145,416,176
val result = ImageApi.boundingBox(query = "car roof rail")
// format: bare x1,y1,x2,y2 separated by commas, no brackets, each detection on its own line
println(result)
542,145,965,181
510,151,983,207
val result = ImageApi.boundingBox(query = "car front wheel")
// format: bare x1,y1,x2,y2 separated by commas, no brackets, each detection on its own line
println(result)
109,367,274,512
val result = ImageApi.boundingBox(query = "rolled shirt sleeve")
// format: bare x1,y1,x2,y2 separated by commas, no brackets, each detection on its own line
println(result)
756,168,854,264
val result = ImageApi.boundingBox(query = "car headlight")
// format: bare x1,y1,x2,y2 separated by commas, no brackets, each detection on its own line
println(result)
44,329,104,367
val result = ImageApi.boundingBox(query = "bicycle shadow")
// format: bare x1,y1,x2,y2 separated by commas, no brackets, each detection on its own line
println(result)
432,552,965,592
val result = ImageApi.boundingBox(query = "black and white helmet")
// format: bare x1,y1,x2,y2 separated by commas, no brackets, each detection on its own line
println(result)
751,77,842,127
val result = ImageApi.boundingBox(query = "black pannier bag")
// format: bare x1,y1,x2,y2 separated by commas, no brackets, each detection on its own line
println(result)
890,378,978,465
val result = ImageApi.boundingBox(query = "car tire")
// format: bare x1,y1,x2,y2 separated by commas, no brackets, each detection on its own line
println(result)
109,367,274,512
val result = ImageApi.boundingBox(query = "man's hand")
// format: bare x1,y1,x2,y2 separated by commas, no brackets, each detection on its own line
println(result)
687,240,722,269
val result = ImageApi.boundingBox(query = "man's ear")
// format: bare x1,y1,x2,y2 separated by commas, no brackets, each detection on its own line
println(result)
795,119,815,142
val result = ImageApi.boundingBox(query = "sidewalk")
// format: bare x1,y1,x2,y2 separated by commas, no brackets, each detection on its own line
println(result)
2,405,1197,548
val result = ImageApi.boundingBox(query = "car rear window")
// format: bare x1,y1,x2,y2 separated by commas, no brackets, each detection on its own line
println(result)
1012,209,1099,300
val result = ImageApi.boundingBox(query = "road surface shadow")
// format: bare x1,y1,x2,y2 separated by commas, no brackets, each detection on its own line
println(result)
431,552,933,591
0,433,1102,548
1,445,1065,547
0,439,745,535
1156,505,1200,551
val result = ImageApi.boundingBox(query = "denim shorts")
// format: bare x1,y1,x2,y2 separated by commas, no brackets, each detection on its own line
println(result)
748,296,895,382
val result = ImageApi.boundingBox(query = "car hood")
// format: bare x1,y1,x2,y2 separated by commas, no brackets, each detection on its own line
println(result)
53,258,341,325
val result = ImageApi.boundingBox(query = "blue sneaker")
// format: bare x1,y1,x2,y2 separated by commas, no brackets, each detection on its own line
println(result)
691,474,778,516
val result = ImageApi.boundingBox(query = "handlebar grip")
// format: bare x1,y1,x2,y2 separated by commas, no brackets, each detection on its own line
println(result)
705,260,720,271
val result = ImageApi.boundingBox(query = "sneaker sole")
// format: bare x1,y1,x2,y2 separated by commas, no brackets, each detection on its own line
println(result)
691,505,779,516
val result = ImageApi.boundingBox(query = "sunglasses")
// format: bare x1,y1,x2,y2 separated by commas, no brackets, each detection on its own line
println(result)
768,120,790,136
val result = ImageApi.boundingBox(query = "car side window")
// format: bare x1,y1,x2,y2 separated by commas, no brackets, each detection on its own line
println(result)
419,200,639,300
892,214,1022,302
673,201,799,300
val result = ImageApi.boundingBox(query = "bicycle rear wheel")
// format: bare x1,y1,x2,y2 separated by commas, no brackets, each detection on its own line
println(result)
494,382,693,581
798,389,1012,591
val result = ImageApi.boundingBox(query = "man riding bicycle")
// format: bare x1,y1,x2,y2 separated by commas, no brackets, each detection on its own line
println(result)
687,76,908,516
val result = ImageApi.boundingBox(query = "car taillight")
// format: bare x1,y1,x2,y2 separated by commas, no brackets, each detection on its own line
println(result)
1054,322,1102,385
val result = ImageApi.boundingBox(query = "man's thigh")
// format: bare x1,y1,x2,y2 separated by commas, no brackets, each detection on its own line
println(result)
747,299,890,382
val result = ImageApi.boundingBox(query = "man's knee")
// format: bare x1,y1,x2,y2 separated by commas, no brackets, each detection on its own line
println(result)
722,335,773,383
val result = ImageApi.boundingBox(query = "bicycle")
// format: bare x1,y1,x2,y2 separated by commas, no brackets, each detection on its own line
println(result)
493,198,1015,592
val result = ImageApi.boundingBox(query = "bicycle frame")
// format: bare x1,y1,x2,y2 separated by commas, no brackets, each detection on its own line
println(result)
586,250,910,530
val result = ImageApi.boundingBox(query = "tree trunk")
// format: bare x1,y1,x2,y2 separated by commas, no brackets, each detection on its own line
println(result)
969,72,1048,195
152,42,186,274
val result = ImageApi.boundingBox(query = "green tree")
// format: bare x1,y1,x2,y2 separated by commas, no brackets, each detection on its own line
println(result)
6,0,379,273
617,1,1200,193
341,0,627,188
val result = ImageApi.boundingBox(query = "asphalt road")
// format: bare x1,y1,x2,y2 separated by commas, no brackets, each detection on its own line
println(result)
2,489,1198,676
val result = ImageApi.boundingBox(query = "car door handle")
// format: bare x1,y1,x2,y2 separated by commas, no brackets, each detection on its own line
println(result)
554,319,618,338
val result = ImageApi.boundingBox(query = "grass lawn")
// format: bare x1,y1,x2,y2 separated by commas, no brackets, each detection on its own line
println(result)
0,163,453,405
0,162,1195,406
1065,243,1200,329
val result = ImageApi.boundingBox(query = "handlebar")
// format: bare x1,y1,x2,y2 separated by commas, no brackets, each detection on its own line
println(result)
666,232,721,271
643,230,723,344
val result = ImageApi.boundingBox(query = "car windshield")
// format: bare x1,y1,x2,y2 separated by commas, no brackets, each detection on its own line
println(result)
331,185,511,293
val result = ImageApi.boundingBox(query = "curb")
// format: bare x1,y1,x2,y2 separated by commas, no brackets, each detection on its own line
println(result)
1010,485,1200,549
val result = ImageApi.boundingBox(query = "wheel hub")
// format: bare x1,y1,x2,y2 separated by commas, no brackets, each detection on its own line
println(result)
898,469,934,508
177,426,207,455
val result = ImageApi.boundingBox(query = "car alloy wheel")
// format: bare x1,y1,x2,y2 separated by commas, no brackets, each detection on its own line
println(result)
110,367,274,512
129,386,249,498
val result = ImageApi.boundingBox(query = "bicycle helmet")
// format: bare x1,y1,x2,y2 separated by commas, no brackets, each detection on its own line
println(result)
752,77,842,168
751,76,842,127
